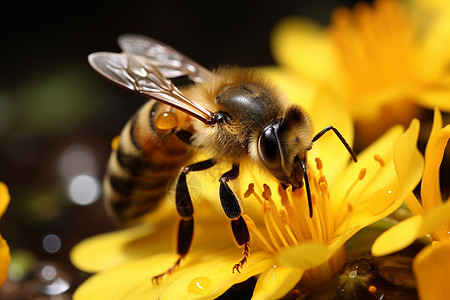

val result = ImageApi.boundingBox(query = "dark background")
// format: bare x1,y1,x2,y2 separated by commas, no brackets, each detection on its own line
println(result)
0,1,364,298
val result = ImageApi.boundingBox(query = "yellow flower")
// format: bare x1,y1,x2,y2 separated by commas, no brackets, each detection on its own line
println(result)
0,182,11,287
372,108,450,300
271,0,450,146
71,69,421,299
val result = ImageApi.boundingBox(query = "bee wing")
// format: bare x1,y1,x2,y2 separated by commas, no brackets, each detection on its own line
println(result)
88,52,214,124
118,34,212,83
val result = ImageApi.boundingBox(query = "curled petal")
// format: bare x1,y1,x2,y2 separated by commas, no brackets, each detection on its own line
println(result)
393,119,423,202
422,109,450,211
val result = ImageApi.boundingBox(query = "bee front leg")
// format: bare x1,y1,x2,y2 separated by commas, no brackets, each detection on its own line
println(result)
152,159,216,284
219,164,251,274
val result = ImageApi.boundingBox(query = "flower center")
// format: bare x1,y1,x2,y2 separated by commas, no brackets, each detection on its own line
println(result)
243,158,340,254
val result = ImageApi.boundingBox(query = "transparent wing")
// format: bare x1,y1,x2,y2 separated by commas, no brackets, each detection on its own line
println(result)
88,52,214,124
118,34,212,83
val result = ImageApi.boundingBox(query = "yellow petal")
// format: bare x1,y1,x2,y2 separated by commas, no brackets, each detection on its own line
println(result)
330,125,403,209
258,66,316,110
277,242,328,269
422,109,449,211
0,182,10,218
271,18,337,84
74,248,273,300
371,215,423,256
0,236,10,287
252,265,303,300
418,199,450,239
276,240,346,270
393,119,423,202
71,224,168,273
158,250,274,300
308,87,354,184
415,84,450,112
413,242,450,300
73,253,176,300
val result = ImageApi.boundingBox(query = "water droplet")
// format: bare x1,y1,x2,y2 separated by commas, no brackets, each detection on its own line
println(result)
187,276,211,295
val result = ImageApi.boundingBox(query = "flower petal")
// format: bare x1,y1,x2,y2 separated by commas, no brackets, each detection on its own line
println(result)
157,250,274,300
371,215,423,256
421,109,450,211
252,265,303,300
413,242,450,300
271,18,337,84
0,236,10,287
330,125,403,211
418,199,450,239
308,87,354,184
70,224,166,273
392,119,423,202
0,182,10,218
73,253,176,300
258,66,316,110
277,242,330,270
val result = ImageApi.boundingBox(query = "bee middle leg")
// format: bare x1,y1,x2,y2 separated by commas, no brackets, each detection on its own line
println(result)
152,158,216,284
219,164,251,273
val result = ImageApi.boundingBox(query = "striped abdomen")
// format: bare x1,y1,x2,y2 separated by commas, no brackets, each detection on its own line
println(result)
103,100,194,225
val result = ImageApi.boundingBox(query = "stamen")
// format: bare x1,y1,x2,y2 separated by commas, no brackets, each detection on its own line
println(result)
269,212,290,248
368,285,377,295
263,185,293,248
262,184,272,200
279,209,289,225
278,184,289,206
262,200,272,214
318,174,334,241
358,168,367,180
336,168,366,226
264,212,282,251
243,215,276,254
373,154,385,167
315,157,324,177
244,183,255,198
318,175,328,193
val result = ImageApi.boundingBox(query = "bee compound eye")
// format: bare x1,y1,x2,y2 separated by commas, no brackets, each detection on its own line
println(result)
258,126,282,169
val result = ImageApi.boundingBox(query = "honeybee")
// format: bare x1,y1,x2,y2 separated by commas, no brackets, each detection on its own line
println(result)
89,34,357,283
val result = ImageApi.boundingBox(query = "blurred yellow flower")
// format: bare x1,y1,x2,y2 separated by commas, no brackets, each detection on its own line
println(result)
372,108,450,300
0,182,10,287
71,70,422,299
272,0,450,146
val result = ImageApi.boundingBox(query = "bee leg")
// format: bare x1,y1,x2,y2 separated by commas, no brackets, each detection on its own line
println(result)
219,164,251,273
152,159,216,284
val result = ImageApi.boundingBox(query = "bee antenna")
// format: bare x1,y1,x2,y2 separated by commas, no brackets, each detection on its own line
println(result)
312,126,357,162
298,158,313,218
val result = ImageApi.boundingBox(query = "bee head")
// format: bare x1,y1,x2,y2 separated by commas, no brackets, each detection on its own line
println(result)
257,106,313,189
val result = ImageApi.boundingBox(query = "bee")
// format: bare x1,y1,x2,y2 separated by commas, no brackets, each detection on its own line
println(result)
89,34,357,283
